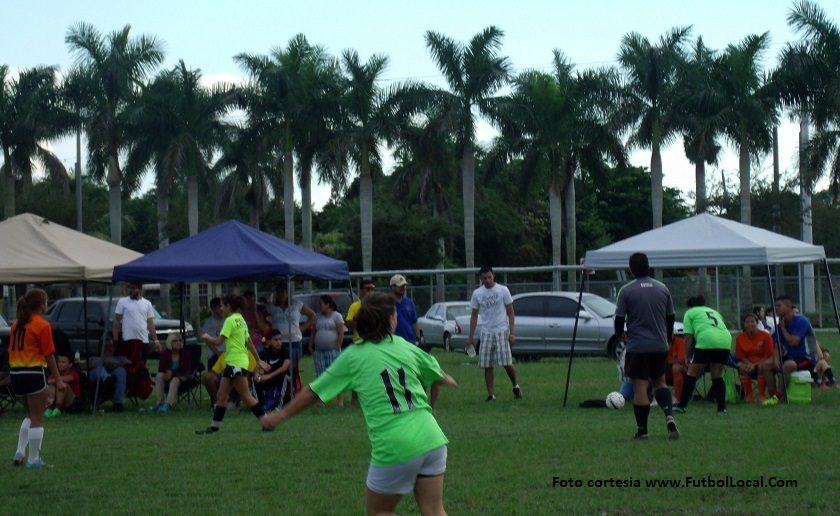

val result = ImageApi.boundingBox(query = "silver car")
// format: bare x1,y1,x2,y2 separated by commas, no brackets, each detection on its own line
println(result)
451,291,622,359
418,302,473,351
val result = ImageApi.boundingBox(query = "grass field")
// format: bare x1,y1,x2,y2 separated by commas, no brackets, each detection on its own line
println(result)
3,333,840,514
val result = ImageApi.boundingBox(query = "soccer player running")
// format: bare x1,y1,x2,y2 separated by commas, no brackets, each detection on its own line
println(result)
196,293,271,434
9,288,64,467
261,292,458,516
465,265,521,402
614,253,679,441
674,296,732,414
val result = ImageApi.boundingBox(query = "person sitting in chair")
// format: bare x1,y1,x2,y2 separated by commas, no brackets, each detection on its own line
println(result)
154,333,193,412
735,313,774,402
256,330,291,411
88,337,130,412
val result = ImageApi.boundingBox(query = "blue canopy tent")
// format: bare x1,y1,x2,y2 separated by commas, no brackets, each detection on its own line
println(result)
112,219,349,283
108,220,351,411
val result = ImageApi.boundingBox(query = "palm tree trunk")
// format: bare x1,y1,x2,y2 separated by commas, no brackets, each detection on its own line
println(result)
549,182,563,290
187,174,200,333
772,126,783,293
283,150,294,242
107,151,122,246
250,203,260,229
695,161,709,297
462,144,475,272
650,128,663,229
75,125,83,232
156,189,172,315
300,165,312,250
799,114,815,312
2,145,14,220
738,134,752,309
360,144,373,273
563,172,577,292
433,199,445,303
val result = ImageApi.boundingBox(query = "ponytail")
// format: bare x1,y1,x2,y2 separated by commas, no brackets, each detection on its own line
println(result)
16,288,47,326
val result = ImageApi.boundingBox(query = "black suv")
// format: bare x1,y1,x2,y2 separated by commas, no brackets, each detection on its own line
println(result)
42,297,196,358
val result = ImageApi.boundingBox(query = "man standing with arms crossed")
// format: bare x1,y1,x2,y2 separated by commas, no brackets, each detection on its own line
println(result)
614,253,679,440
465,266,521,402
113,282,159,362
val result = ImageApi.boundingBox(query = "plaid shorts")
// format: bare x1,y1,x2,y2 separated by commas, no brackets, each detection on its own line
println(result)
313,349,339,377
478,331,512,368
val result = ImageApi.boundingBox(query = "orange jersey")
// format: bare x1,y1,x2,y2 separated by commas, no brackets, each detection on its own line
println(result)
669,335,685,362
8,314,55,368
735,330,774,363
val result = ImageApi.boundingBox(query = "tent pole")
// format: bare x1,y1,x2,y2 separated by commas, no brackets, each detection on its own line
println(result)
93,284,115,414
823,259,840,337
82,281,89,359
562,270,586,408
766,265,787,405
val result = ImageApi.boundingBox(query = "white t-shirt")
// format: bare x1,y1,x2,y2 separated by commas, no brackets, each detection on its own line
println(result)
313,312,344,351
469,283,513,334
270,300,305,343
115,296,155,342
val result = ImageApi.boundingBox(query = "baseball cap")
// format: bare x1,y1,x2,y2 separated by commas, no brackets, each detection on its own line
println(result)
390,274,407,287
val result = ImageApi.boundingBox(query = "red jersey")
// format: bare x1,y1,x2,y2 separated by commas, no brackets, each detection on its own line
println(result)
735,330,774,364
8,313,55,368
50,368,81,398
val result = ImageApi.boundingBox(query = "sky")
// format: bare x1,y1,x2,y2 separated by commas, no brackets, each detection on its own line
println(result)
3,0,839,211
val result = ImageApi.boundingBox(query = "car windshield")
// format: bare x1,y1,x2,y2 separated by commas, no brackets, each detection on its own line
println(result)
581,294,616,318
446,304,472,320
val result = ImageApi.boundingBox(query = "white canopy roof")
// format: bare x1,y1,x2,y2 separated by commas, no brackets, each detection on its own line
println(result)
0,213,143,283
584,213,826,270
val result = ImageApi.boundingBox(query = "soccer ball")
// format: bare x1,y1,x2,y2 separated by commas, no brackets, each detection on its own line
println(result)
605,392,625,409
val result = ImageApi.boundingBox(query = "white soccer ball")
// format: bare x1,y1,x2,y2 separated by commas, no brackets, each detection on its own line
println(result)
605,392,625,409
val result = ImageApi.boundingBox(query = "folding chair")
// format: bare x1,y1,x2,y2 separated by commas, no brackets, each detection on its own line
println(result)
174,345,204,408
0,382,17,415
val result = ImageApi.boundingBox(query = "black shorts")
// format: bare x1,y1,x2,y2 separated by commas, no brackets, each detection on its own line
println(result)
222,365,249,380
624,352,668,380
784,356,815,372
691,348,730,365
10,368,47,397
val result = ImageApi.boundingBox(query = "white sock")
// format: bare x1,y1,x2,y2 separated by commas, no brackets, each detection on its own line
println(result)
28,427,44,462
16,418,31,455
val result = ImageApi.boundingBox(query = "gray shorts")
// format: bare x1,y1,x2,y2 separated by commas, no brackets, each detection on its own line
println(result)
478,331,512,368
366,445,447,495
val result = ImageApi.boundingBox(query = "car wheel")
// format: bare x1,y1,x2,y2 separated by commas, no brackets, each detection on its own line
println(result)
608,337,626,361
443,333,451,352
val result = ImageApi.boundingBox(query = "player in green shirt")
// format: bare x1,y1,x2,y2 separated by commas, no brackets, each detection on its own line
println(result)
196,293,270,435
675,295,733,414
262,292,457,515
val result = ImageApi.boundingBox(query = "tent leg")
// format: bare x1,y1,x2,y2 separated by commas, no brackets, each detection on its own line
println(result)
823,259,840,337
562,271,586,408
766,265,787,406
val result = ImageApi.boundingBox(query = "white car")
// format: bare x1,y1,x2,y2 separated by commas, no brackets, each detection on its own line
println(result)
418,302,474,352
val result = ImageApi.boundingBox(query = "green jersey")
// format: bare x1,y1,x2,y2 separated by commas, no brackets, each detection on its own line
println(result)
220,312,250,369
683,306,731,350
310,335,448,466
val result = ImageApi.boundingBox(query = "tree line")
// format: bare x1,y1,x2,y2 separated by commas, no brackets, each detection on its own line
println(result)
2,0,840,280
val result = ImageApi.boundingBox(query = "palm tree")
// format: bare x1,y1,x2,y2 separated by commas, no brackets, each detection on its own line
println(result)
65,23,164,245
1,66,73,218
339,49,401,272
236,34,332,244
712,33,776,227
425,26,512,270
491,51,625,288
617,27,690,229
125,60,234,244
61,66,98,231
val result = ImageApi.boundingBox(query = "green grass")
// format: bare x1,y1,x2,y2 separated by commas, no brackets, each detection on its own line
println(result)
3,333,840,514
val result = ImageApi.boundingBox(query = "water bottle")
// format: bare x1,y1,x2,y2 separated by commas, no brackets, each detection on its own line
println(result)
74,350,81,364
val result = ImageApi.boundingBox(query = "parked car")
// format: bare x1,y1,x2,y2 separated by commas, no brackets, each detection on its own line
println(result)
418,302,474,351
451,291,623,359
0,314,10,350
276,291,359,352
42,297,196,359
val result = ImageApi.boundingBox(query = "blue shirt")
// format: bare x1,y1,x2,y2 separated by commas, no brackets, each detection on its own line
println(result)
394,296,419,342
775,314,814,360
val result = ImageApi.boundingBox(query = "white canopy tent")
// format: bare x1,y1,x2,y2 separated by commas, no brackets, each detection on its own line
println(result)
559,213,839,408
0,213,142,283
583,213,826,269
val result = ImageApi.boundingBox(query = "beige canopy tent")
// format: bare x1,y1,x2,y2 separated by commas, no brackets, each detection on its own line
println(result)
0,213,142,283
